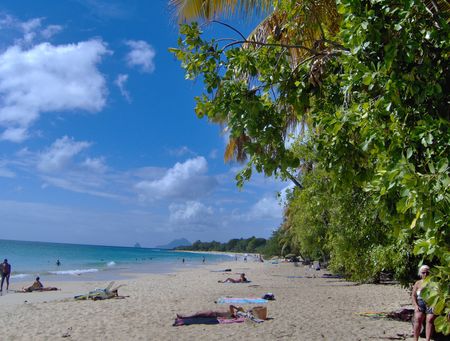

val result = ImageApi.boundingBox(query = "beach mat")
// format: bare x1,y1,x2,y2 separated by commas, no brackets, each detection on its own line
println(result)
216,297,268,304
173,317,245,326
356,308,413,322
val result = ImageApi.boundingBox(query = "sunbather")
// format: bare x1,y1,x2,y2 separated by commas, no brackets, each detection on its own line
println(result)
218,273,249,283
177,305,244,319
22,277,58,292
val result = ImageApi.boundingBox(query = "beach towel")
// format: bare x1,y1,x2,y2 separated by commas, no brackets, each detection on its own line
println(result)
215,297,268,304
173,316,245,326
356,308,413,322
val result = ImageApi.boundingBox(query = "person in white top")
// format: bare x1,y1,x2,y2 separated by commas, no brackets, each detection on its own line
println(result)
411,265,436,341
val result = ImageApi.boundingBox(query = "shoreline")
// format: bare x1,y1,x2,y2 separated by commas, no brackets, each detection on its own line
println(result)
0,259,414,340
7,251,235,284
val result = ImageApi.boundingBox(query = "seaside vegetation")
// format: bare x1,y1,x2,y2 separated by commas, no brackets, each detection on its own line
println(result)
169,0,450,333
175,236,268,253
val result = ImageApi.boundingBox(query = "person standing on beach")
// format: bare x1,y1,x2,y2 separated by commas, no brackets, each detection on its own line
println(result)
412,265,436,341
1,259,11,292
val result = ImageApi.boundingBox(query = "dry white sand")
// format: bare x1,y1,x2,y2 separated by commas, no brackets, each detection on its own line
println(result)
0,261,415,340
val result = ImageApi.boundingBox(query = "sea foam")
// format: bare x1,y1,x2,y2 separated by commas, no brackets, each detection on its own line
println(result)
49,268,99,275
11,273,30,279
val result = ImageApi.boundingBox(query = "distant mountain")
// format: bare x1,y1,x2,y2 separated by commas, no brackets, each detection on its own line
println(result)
134,243,141,248
155,238,191,249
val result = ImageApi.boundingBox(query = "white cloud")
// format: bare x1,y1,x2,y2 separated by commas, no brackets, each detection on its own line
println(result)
82,157,108,173
20,18,41,43
41,175,122,199
0,39,109,142
248,196,283,219
169,201,214,228
125,40,155,73
114,74,130,101
0,15,63,46
168,146,196,157
40,24,63,39
231,195,283,222
38,136,91,172
0,166,15,178
209,149,218,159
135,157,218,201
0,127,28,142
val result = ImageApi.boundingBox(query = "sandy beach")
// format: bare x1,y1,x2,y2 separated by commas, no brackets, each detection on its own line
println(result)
0,260,415,340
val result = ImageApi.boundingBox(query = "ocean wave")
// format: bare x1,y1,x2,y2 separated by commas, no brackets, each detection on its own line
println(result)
49,268,99,275
11,273,30,279
107,261,116,267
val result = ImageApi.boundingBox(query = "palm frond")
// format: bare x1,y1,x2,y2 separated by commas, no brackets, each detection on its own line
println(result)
224,134,250,162
170,0,274,22
247,0,340,65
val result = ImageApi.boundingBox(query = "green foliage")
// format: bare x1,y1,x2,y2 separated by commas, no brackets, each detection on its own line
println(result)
175,236,268,253
171,0,450,332
261,229,286,257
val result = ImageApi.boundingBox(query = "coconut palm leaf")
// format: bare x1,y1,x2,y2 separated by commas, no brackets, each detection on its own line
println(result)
247,0,340,66
169,0,274,22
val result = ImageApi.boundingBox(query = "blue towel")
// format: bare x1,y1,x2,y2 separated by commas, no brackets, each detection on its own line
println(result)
216,297,268,304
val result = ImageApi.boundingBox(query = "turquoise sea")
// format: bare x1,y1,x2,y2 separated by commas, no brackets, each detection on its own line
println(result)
0,239,233,282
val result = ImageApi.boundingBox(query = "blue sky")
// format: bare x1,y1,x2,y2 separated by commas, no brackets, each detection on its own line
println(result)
0,0,289,247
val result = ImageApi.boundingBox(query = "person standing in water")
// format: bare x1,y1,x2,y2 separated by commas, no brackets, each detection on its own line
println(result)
56,259,61,266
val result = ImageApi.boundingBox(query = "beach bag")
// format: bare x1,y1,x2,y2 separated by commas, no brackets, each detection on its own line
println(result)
251,306,267,320
262,293,275,300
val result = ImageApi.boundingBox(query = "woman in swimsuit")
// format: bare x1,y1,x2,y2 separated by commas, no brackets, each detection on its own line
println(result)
177,305,244,319
218,273,249,283
412,265,436,341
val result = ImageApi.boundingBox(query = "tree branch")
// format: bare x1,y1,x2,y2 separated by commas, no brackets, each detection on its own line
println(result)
284,170,303,189
211,20,247,41
222,40,319,54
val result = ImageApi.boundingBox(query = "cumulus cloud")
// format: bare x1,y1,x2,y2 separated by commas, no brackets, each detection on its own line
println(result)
0,39,109,142
125,40,155,73
248,196,283,219
135,157,218,201
169,201,214,228
114,74,130,101
38,136,91,173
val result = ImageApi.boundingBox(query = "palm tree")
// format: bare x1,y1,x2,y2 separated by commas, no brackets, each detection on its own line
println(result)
170,0,341,163
169,0,273,22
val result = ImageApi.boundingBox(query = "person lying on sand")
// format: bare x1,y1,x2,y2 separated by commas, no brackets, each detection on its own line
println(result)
177,305,244,319
218,273,249,283
74,282,126,300
22,277,58,292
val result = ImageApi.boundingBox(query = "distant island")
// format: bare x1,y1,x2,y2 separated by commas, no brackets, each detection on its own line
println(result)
155,238,191,249
134,243,141,248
